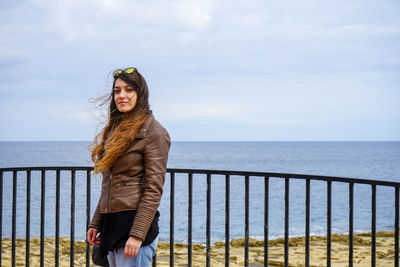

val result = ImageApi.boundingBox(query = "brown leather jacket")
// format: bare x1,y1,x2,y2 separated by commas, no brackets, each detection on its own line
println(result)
89,114,171,241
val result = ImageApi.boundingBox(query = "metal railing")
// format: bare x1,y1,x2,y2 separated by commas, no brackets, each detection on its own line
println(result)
0,166,399,267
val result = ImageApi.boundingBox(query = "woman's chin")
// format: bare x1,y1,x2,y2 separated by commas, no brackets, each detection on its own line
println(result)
117,108,132,113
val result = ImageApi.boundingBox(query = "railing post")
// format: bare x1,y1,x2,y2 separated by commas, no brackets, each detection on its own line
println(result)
55,170,60,267
244,175,249,267
12,171,17,267
170,172,175,267
26,170,31,267
188,172,193,267
305,179,310,267
70,170,76,267
0,171,2,267
206,173,211,267
395,186,399,267
86,170,91,267
284,178,289,267
40,170,45,267
349,182,354,267
264,176,269,267
327,180,332,267
371,185,376,267
225,174,230,267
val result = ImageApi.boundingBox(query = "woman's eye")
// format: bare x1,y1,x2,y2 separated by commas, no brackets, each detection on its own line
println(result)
127,88,135,92
113,90,120,94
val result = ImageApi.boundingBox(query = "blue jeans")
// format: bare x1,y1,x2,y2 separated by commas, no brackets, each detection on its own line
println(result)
106,237,158,267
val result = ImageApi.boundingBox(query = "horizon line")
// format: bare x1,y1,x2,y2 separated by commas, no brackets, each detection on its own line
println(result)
0,140,399,142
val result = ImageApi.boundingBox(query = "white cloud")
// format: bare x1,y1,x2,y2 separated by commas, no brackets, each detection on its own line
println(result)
17,0,213,43
0,0,399,140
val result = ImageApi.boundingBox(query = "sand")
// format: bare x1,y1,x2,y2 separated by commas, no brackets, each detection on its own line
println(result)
1,232,398,266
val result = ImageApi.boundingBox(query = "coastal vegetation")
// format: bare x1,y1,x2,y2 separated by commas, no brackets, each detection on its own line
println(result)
1,231,397,266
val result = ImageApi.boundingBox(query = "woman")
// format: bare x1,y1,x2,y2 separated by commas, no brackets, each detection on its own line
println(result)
87,67,171,267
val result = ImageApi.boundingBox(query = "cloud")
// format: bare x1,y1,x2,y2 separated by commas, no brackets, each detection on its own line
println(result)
0,0,399,140
17,0,213,43
2,0,399,74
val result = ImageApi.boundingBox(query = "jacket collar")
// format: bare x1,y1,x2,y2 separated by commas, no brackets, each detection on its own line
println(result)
136,113,154,138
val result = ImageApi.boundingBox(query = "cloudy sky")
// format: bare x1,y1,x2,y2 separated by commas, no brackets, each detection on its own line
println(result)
0,0,399,141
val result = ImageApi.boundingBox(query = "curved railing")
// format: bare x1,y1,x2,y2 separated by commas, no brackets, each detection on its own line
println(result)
0,166,399,267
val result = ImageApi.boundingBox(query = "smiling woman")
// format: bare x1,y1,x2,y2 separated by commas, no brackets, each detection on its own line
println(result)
114,78,138,113
87,67,171,267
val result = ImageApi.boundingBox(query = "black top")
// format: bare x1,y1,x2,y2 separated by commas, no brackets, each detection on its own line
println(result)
99,210,160,256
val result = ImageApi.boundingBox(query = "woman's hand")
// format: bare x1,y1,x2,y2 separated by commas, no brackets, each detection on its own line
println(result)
87,228,100,245
124,236,143,258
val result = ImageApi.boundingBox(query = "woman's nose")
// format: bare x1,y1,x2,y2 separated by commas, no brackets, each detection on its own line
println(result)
119,90,127,98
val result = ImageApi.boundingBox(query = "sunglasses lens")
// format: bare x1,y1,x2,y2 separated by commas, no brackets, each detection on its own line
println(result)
125,68,135,74
113,70,122,77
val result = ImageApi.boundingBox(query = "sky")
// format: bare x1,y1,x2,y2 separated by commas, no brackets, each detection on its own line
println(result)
0,0,399,141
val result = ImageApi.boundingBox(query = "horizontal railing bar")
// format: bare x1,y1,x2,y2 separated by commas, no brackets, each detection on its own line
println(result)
1,167,399,187
166,169,400,187
0,166,93,172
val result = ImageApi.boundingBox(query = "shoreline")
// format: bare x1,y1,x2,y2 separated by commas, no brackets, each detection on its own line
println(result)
1,231,398,266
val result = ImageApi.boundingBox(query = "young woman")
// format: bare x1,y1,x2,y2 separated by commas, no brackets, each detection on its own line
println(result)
87,67,171,267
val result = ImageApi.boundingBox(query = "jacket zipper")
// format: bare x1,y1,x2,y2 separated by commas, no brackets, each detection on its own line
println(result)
108,172,112,213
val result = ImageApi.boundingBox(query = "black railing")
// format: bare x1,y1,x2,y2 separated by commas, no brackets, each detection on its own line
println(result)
0,166,399,267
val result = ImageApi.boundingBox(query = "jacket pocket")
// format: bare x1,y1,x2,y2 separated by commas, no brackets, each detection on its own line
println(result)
117,182,143,198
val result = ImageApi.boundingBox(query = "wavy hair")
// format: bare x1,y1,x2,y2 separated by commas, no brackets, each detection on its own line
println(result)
90,68,152,174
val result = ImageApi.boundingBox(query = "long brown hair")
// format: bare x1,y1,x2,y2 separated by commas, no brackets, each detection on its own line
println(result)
90,68,152,174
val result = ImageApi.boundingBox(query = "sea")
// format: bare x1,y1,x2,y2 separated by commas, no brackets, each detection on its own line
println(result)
0,141,399,244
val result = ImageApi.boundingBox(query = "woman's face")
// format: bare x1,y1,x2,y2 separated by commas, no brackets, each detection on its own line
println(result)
113,78,137,113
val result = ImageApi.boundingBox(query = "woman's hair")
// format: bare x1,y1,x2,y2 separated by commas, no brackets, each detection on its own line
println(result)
90,68,152,174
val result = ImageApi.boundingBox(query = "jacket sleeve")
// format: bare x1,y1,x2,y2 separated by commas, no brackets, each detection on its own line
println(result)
89,199,101,230
130,123,171,240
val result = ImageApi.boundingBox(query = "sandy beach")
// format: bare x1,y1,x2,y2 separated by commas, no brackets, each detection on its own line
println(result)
1,231,398,266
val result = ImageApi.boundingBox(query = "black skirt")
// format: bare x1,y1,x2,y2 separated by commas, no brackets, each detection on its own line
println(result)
98,210,160,256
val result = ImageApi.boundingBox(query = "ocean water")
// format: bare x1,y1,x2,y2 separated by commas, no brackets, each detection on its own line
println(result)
0,141,399,244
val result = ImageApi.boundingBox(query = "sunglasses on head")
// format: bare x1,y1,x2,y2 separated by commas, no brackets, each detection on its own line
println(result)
113,67,136,78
